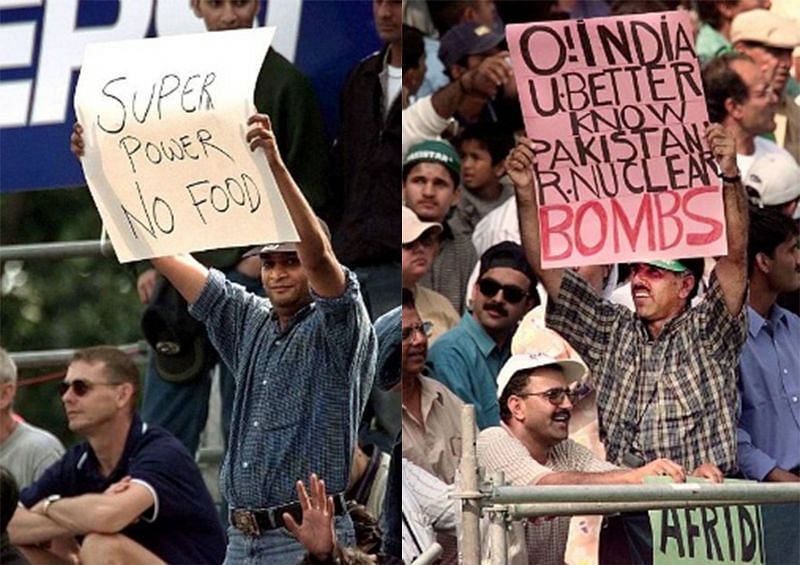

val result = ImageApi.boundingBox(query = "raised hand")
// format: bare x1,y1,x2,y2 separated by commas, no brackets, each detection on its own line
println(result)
705,123,738,178
506,137,537,192
283,474,336,562
70,123,85,159
245,113,283,170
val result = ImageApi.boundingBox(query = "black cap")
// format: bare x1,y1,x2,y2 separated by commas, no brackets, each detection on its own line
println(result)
141,281,218,383
439,22,505,68
479,241,537,286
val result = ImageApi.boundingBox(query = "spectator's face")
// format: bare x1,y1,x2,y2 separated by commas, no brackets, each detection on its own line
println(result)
401,306,428,378
730,59,776,135
260,252,312,311
629,263,693,324
403,162,460,223
0,379,15,412
61,361,122,434
404,54,427,98
516,369,573,447
763,234,800,293
738,43,794,96
192,0,259,31
402,229,439,285
471,267,534,337
460,139,499,193
467,0,498,29
373,0,402,44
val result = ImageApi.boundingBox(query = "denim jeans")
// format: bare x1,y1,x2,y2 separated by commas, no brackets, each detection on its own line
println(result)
223,514,356,564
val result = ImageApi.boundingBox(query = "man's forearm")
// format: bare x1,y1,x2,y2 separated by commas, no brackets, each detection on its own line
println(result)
46,492,137,534
150,254,209,305
765,467,800,482
8,506,73,546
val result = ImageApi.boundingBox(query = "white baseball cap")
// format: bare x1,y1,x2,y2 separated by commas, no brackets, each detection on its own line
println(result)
744,151,800,218
496,353,587,399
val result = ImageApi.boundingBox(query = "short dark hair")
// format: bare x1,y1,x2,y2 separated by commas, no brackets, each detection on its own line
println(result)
428,1,471,36
696,0,738,31
747,206,799,275
702,52,753,123
457,123,515,166
403,25,426,73
402,287,416,309
71,346,140,408
499,370,531,424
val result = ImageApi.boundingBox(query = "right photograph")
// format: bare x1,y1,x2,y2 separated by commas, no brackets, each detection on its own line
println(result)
401,1,800,564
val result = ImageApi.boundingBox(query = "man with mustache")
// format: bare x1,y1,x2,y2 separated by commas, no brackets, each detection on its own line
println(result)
427,241,538,429
510,123,748,477
479,348,709,565
731,8,800,163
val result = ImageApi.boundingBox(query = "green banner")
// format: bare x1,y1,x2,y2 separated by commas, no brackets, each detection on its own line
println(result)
647,478,764,564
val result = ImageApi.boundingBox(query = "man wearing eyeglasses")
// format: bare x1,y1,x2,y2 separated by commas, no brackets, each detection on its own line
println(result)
401,289,464,485
427,241,539,430
510,123,748,478
478,350,706,565
8,346,225,564
401,206,459,343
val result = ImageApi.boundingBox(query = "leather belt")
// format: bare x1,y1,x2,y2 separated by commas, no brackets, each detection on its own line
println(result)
230,492,348,536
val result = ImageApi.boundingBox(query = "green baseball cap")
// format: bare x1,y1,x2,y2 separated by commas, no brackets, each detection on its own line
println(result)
644,259,689,273
403,139,461,185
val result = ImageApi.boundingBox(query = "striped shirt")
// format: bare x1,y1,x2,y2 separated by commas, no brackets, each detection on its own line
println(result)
546,269,747,474
190,268,376,508
478,424,616,565
419,221,477,314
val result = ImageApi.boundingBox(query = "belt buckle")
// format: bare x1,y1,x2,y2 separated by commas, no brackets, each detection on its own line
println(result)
232,510,261,537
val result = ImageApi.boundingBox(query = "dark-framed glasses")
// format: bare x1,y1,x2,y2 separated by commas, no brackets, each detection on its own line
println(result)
401,321,433,342
478,277,528,304
59,379,119,398
518,387,578,406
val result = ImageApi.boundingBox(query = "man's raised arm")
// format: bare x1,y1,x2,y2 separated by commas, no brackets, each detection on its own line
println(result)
246,114,345,298
705,124,748,316
150,255,209,305
508,137,564,300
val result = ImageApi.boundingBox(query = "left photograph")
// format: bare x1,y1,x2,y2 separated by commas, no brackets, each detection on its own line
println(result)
0,1,402,563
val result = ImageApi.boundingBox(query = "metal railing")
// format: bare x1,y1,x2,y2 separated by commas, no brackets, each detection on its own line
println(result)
449,405,800,565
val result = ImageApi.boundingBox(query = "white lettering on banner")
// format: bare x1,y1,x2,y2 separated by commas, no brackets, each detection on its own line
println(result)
0,0,305,128
31,0,153,126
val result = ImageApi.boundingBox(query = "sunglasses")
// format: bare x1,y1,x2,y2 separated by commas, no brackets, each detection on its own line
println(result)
478,277,529,304
401,321,433,342
518,387,579,406
59,379,119,397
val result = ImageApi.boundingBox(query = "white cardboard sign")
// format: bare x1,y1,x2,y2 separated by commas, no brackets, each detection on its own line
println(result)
74,27,298,263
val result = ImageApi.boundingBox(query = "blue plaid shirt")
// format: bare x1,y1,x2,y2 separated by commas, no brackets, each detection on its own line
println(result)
190,268,376,508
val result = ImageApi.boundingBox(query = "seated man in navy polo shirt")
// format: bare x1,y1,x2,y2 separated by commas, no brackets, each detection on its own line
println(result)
8,346,225,565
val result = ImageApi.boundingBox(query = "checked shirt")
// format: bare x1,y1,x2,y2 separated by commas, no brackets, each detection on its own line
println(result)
190,268,376,508
546,269,747,474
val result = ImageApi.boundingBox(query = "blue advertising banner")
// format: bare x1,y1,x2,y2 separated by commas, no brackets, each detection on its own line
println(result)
0,0,380,193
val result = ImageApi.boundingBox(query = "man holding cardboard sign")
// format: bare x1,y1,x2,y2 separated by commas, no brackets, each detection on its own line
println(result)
511,121,747,477
74,113,376,561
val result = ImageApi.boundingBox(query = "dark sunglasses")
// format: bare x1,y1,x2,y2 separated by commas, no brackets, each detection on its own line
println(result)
518,387,578,406
478,277,529,304
401,232,437,251
59,379,118,397
401,321,433,342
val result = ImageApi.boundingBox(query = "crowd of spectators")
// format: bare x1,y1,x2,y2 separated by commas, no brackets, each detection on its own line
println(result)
401,1,799,564
4,0,800,563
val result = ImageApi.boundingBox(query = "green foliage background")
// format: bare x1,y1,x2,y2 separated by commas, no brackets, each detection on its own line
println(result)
1,187,143,448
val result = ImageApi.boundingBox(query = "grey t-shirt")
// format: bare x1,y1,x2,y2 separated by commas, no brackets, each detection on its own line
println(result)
0,420,64,489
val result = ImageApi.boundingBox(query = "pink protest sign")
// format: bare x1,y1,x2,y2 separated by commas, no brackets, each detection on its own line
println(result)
507,11,727,268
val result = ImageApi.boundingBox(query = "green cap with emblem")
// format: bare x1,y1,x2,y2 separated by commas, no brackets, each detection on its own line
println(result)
644,259,689,273
403,139,462,185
